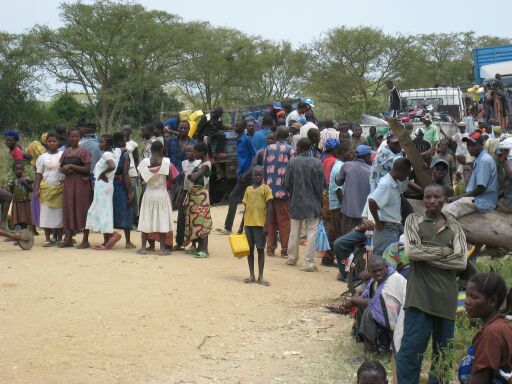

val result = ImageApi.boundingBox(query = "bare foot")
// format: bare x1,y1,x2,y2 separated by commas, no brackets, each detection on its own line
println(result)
244,276,256,284
125,243,136,249
257,278,270,286
76,242,90,249
147,246,155,252
136,248,147,255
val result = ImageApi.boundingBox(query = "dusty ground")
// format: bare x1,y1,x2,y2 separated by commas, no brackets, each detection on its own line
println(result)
0,205,354,384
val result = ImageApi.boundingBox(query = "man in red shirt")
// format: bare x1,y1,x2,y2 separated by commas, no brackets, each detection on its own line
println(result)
322,139,340,185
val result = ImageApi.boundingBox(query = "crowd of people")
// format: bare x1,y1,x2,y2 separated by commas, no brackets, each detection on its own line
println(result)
2,91,512,382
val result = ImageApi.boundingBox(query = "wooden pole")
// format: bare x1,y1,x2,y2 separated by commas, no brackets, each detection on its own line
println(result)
387,117,431,189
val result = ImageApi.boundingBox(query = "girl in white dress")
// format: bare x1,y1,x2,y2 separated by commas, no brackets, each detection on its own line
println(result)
35,133,64,246
137,141,173,255
78,134,120,250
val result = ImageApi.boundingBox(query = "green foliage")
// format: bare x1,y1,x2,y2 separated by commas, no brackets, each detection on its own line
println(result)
48,93,88,124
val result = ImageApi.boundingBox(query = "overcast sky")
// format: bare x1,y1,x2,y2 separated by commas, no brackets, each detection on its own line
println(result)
2,0,512,44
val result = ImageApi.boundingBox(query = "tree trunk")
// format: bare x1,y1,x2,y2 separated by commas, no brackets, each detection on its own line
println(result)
388,117,431,189
408,199,512,251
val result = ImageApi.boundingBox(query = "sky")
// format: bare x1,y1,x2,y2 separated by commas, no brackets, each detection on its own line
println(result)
1,0,512,45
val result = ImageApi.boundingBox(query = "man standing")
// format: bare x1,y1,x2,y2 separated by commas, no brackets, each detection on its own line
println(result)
252,114,275,151
336,145,372,235
299,110,318,139
263,126,295,257
397,184,467,384
219,119,256,234
350,124,368,150
196,107,226,157
369,133,403,192
421,115,440,147
368,158,411,256
443,131,498,218
285,101,309,127
166,121,197,207
285,138,324,272
387,80,401,117
319,119,340,151
79,122,101,181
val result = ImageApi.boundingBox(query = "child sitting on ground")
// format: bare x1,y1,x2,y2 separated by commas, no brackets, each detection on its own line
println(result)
238,165,272,286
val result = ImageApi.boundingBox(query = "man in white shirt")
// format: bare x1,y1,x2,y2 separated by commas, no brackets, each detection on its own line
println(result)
319,119,340,151
299,110,318,139
285,101,309,127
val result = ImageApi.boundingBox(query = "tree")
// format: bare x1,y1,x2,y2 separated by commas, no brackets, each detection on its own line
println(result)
49,93,87,124
33,0,188,132
307,27,415,120
173,23,263,111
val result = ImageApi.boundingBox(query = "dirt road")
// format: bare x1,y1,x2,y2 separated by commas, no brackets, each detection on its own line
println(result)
0,205,353,384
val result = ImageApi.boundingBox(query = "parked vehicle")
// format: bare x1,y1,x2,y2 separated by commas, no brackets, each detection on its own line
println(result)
473,44,512,84
399,87,465,121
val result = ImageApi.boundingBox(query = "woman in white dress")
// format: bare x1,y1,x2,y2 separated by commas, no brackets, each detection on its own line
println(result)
35,133,64,246
137,140,173,255
78,134,120,250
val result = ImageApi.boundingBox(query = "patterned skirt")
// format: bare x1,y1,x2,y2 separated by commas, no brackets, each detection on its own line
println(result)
183,185,212,245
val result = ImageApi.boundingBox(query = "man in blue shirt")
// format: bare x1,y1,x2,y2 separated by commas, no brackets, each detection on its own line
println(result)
78,122,101,184
218,119,256,234
252,114,275,151
166,121,196,207
443,131,498,218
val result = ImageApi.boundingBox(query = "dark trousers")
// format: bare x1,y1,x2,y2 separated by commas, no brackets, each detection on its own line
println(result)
333,229,366,277
266,198,291,256
172,175,184,209
396,307,455,384
373,223,403,256
224,178,251,231
175,196,186,246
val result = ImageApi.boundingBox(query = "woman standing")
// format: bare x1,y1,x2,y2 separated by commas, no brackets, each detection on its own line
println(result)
59,128,92,247
459,272,512,383
137,141,174,255
78,134,120,250
112,132,135,248
184,142,212,258
34,133,64,246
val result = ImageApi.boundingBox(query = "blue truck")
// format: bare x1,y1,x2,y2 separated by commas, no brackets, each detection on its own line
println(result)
472,44,512,85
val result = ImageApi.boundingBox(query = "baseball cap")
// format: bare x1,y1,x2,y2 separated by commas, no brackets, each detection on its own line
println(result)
386,133,399,143
462,131,485,144
303,98,315,108
272,101,282,110
430,158,449,169
355,144,372,156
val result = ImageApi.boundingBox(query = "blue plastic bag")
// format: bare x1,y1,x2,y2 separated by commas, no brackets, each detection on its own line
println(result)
316,220,330,252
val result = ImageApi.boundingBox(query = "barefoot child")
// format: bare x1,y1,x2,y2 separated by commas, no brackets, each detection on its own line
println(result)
112,132,135,248
238,165,272,286
35,133,64,246
59,127,92,247
184,142,212,258
137,141,174,255
8,161,33,230
173,144,200,251
79,134,121,250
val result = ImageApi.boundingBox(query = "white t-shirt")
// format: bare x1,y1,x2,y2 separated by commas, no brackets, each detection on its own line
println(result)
299,122,319,138
182,159,201,191
36,151,64,185
126,140,138,178
452,132,469,156
93,151,120,182
286,110,304,126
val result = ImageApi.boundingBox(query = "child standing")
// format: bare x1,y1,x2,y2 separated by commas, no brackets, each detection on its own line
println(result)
238,165,272,286
112,132,135,248
137,141,174,255
184,142,212,258
79,134,121,250
8,161,33,229
59,127,92,247
173,144,200,251
35,133,65,246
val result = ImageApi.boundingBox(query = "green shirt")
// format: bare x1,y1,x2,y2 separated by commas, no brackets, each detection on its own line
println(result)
404,213,467,320
423,124,440,146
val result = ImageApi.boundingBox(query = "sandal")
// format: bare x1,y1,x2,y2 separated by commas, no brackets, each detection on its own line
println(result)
104,232,122,250
43,241,55,247
188,247,199,255
194,251,209,258
93,244,107,250
58,241,74,248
